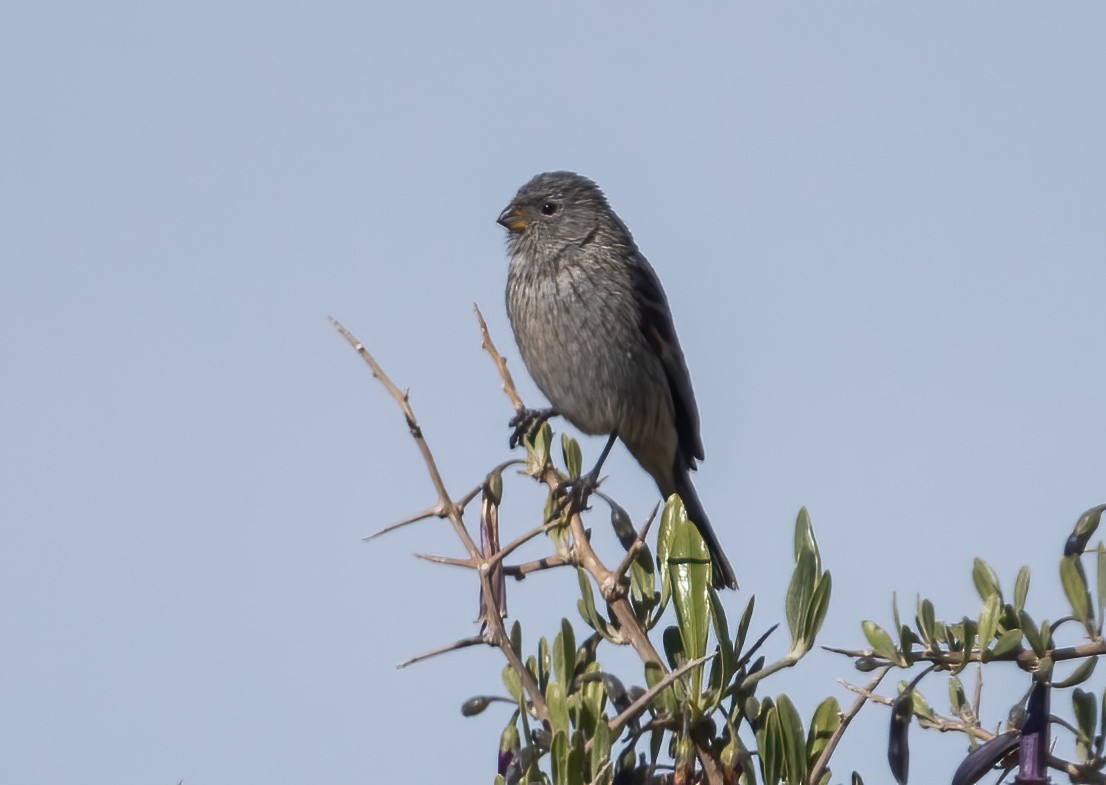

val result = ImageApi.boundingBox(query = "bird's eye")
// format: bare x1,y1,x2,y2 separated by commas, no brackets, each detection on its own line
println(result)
541,202,560,216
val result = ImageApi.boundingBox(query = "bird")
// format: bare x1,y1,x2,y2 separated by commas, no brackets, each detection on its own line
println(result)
497,171,737,590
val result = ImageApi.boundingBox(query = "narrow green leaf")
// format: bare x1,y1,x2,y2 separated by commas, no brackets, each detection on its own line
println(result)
502,664,523,704
1098,544,1106,635
662,625,685,671
551,729,569,785
555,618,575,686
991,629,1023,659
916,598,936,646
656,498,678,609
590,718,610,781
1061,556,1093,629
576,569,616,641
786,548,814,644
978,593,1001,648
735,595,756,656
775,694,808,784
560,434,582,480
756,703,781,785
510,620,523,657
666,497,711,702
1074,688,1097,742
948,675,966,718
538,637,551,691
972,558,1002,602
862,620,902,665
1053,658,1097,689
1021,611,1045,656
547,682,569,733
806,697,841,772
1014,566,1030,615
805,573,833,650
794,507,821,574
954,618,977,675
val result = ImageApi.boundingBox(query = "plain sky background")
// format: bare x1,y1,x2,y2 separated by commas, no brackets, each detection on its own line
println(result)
3,3,1105,783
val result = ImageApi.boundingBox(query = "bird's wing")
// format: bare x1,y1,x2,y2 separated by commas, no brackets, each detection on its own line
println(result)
630,259,705,466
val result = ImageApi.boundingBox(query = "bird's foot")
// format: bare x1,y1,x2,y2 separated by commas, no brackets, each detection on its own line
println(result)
508,407,558,449
552,469,602,518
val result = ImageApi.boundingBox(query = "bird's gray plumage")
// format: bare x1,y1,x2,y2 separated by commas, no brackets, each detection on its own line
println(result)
499,171,737,589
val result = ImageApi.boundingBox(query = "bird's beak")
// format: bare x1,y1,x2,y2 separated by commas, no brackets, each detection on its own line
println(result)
497,205,529,233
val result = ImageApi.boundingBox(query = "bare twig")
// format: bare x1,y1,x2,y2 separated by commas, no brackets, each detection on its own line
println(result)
474,304,524,413
614,502,660,580
414,553,474,568
489,517,566,567
331,317,548,722
363,504,444,541
397,635,487,668
504,554,573,578
806,666,891,785
608,652,719,738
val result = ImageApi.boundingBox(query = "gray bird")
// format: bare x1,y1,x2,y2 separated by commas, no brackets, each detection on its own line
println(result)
498,171,737,590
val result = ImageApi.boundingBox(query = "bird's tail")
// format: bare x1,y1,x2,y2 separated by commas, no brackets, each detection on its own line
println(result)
673,471,738,590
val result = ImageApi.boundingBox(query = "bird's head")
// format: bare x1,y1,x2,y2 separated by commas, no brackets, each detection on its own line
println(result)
497,171,612,252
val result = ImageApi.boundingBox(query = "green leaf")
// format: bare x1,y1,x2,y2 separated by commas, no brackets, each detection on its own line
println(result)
510,620,523,657
794,506,821,574
550,730,569,785
538,636,551,691
1098,544,1106,635
547,681,570,734
806,697,841,772
806,572,832,648
1021,611,1045,657
948,675,966,718
666,496,711,702
554,618,575,686
787,548,815,648
707,590,734,710
560,434,582,480
656,498,678,610
1053,657,1097,689
862,620,902,665
576,569,618,642
502,664,523,704
775,694,807,784
1061,555,1093,629
590,718,610,781
662,625,685,671
1014,566,1030,615
735,595,756,656
643,660,675,715
756,702,781,785
1074,688,1097,743
991,629,1023,659
972,558,1002,603
954,617,977,675
916,598,936,647
978,593,1001,650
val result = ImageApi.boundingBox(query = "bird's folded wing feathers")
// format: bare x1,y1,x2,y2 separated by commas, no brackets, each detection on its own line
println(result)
630,261,705,466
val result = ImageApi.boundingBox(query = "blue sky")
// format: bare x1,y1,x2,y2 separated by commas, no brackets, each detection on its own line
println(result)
3,3,1105,783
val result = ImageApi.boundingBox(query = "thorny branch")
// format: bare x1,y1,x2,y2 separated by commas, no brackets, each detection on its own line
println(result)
330,316,548,722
